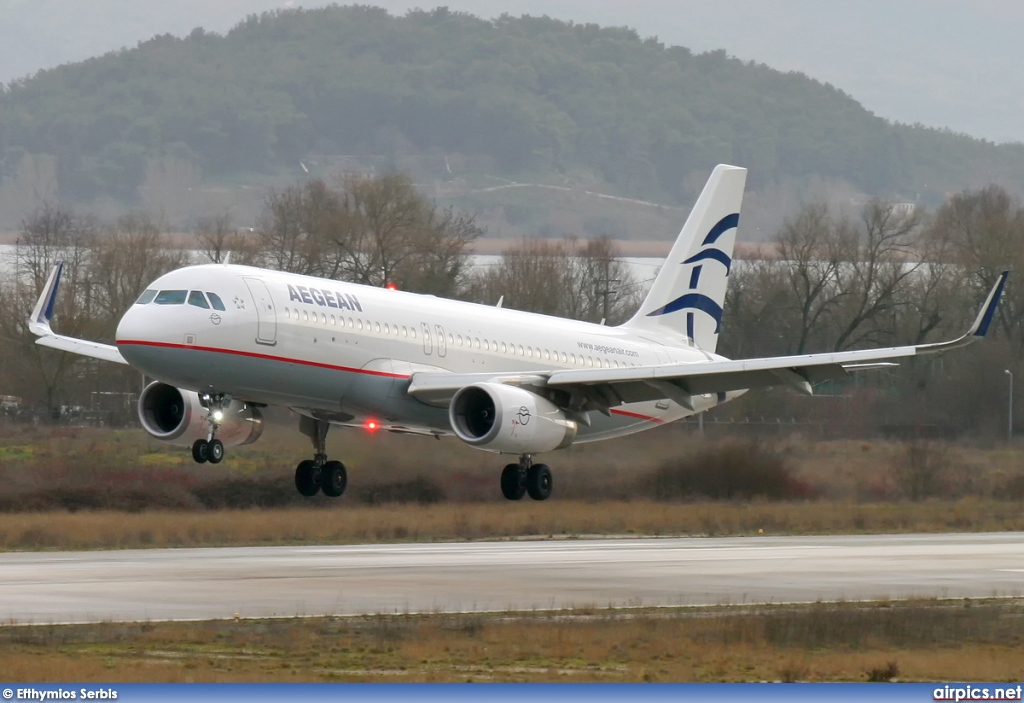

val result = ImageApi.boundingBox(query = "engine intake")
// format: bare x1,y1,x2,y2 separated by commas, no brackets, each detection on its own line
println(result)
449,383,577,454
138,382,264,447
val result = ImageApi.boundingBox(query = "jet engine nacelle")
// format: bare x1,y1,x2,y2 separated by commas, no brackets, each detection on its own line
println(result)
137,382,264,447
449,383,577,454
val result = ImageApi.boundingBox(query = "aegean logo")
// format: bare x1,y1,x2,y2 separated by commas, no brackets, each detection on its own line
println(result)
287,284,363,312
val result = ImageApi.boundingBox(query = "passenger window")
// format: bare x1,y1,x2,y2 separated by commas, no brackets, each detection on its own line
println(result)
303,311,308,321
501,342,507,354
375,322,381,333
561,352,567,363
154,290,187,305
188,291,210,309
206,293,226,311
135,290,157,305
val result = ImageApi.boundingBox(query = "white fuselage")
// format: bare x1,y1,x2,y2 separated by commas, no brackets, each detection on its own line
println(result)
115,264,733,441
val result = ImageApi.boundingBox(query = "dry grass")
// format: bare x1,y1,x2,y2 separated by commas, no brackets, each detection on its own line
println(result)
1,498,1023,551
2,600,1022,682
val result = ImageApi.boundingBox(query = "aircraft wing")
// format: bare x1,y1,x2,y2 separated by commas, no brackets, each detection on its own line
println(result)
27,262,128,365
408,271,1008,412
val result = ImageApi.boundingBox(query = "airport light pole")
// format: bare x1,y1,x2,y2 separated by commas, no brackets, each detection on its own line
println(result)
1005,369,1013,442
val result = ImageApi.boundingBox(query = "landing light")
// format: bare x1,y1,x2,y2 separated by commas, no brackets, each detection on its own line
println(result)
212,410,224,422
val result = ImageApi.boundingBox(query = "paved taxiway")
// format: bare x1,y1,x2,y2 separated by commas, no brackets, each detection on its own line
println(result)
2,533,1023,623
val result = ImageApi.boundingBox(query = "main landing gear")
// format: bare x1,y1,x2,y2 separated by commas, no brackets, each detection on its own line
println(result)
294,416,347,498
191,393,228,464
500,455,553,501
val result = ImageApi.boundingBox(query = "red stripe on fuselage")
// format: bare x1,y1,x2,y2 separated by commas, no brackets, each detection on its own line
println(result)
115,340,411,379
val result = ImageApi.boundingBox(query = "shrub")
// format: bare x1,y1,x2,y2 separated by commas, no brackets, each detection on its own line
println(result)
357,476,445,505
890,442,949,501
640,439,809,501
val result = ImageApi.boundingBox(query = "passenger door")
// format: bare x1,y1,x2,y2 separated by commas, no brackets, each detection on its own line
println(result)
243,277,277,346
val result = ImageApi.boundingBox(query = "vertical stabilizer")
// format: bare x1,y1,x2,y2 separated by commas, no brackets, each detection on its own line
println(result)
622,164,747,352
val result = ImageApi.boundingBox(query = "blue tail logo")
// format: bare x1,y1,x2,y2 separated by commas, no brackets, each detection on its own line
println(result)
645,213,739,339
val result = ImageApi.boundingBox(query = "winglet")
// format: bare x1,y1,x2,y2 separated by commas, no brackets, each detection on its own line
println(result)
969,270,1009,338
28,261,63,337
915,271,1009,355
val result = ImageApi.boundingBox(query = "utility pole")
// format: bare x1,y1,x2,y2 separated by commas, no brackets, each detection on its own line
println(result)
595,257,618,325
1006,369,1013,442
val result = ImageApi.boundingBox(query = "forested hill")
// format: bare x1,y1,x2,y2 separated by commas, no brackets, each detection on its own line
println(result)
2,5,1022,215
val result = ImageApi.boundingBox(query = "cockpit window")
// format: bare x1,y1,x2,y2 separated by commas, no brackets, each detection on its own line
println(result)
154,290,187,305
135,289,157,305
188,291,210,309
206,292,226,311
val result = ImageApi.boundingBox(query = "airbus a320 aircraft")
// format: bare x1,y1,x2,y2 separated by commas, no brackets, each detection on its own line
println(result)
28,165,1007,501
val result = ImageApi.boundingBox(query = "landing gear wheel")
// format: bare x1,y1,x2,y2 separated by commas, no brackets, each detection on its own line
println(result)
191,439,209,464
501,463,526,501
526,464,553,501
321,460,348,498
207,439,225,464
295,459,321,497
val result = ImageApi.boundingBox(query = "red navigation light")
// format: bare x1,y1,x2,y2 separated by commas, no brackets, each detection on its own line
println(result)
386,283,398,291
365,419,379,431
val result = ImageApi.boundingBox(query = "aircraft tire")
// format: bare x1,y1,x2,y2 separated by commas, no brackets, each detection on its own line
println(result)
500,463,526,501
191,439,208,464
321,460,347,498
526,464,553,501
295,460,321,497
207,439,225,464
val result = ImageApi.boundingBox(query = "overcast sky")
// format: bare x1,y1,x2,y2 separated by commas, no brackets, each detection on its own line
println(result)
3,0,1022,143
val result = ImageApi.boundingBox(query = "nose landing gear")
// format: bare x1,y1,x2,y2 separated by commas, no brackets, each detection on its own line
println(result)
191,393,229,464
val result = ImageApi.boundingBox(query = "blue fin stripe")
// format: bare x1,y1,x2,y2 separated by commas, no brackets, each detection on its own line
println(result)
646,293,723,333
701,213,740,246
688,265,703,289
683,248,732,273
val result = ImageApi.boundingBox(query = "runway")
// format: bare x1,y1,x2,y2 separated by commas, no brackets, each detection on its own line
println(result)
2,533,1023,624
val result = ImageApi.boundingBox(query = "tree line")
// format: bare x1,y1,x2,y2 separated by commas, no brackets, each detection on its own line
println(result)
1,172,1022,436
2,5,1024,216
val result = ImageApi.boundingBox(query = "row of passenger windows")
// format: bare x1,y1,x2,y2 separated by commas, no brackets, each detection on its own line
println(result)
136,289,226,311
283,307,638,369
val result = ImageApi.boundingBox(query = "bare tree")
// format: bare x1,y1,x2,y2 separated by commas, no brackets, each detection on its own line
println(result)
776,202,851,354
195,211,261,264
88,213,188,332
332,174,426,287
470,236,641,324
830,201,922,351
